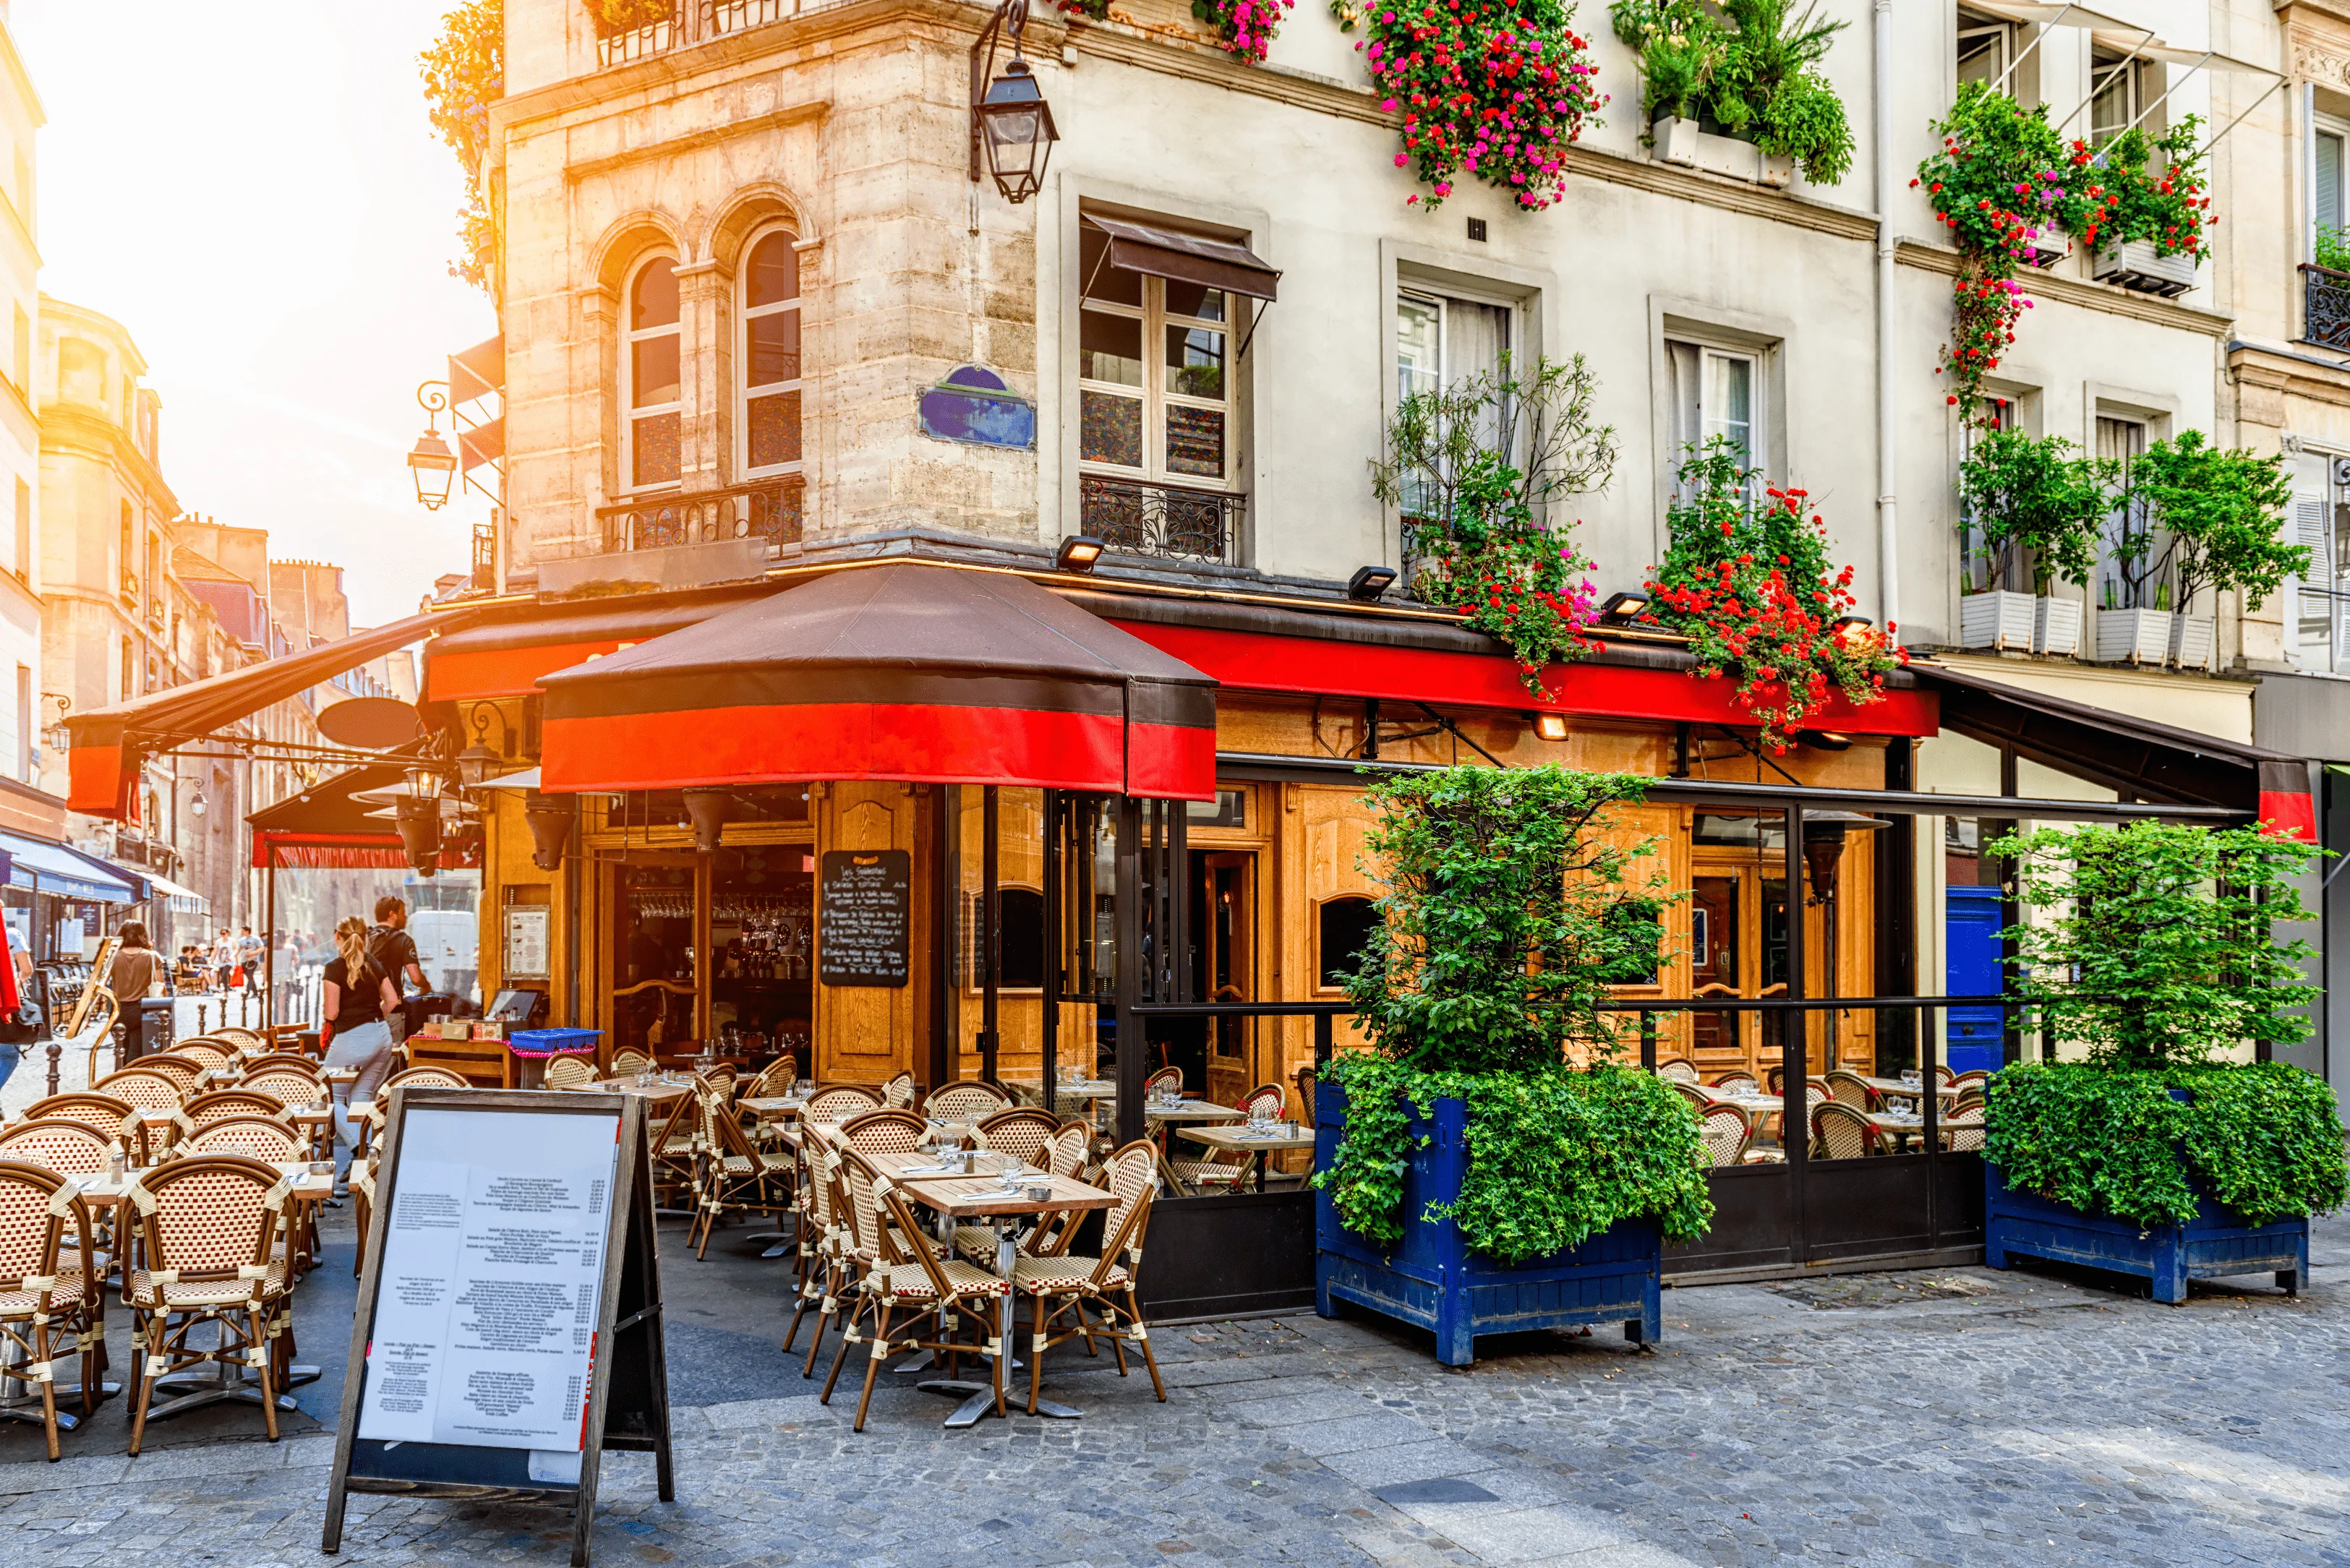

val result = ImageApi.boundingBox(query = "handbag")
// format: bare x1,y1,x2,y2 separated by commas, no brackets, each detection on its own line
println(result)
229,964,245,988
0,999,37,1045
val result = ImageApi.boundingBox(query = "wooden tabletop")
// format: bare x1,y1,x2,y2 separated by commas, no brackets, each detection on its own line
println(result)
897,1170,1116,1220
1143,1102,1247,1123
740,1096,806,1121
74,1162,335,1205
1176,1123,1313,1152
599,1079,694,1104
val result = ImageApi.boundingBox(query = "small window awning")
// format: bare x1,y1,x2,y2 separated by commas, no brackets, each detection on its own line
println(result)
1087,218,1280,303
538,562,1220,801
66,604,478,819
248,760,425,870
145,870,208,911
0,831,143,903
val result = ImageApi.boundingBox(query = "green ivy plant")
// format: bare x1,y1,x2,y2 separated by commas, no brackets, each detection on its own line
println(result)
1312,766,1713,1263
1609,0,1853,183
1956,428,2114,595
1983,822,2346,1230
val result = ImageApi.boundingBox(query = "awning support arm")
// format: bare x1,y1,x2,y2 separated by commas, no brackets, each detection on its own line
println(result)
1990,5,2074,95
2054,30,2155,135
2196,75,2288,160
2121,51,2215,137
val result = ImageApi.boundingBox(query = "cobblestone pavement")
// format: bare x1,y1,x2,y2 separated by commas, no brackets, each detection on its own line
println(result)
0,1210,2339,1568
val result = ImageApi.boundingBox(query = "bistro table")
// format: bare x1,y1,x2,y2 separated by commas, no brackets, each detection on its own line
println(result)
1853,1075,1963,1109
890,1165,1116,1428
1174,1122,1312,1191
1863,1110,1931,1153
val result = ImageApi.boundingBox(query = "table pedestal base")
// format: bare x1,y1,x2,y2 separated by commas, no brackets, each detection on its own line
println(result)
916,1375,1079,1426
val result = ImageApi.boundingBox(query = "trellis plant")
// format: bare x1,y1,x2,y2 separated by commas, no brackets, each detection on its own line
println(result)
1313,766,1714,1264
1983,821,2347,1229
421,0,506,294
1371,354,1617,690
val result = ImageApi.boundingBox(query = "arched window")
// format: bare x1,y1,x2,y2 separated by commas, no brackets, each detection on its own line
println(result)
624,256,682,489
1316,895,1380,990
740,228,802,477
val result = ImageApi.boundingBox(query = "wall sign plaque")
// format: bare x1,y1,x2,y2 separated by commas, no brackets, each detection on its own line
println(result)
818,848,910,988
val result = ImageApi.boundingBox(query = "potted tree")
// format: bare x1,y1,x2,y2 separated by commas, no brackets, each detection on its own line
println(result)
1983,821,2347,1303
2122,432,2304,674
1955,427,2109,657
1312,765,1714,1367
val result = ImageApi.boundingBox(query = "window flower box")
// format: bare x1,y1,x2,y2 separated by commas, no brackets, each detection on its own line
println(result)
2169,614,2216,673
2033,595,2082,658
1315,1081,1662,1367
2095,606,2172,665
1960,588,2036,653
2091,241,2199,299
1652,117,1791,189
2020,234,2069,270
1986,1161,2307,1304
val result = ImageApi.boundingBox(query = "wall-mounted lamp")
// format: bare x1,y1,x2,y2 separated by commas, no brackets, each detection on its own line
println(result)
1598,591,1651,624
970,0,1059,205
1529,712,1570,742
1055,534,1105,573
1347,565,1398,601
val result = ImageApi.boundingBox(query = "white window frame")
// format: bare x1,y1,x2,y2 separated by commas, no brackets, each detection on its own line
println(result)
2088,51,2146,150
1077,249,1237,493
1667,339,1764,481
621,253,683,494
1955,17,2012,93
737,223,804,484
2312,112,2350,263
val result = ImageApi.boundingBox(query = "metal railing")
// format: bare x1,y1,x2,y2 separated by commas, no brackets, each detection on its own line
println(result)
595,476,805,555
594,0,798,67
2305,264,2350,351
1078,477,1245,565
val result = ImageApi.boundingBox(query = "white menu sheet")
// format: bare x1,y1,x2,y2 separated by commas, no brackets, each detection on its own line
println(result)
356,1108,622,1469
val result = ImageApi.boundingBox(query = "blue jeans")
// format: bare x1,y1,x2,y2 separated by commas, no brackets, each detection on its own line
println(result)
0,1040,18,1094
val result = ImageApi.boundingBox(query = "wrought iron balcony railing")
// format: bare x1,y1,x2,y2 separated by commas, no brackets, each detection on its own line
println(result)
1077,477,1244,566
595,0,798,67
2303,264,2350,351
594,477,805,555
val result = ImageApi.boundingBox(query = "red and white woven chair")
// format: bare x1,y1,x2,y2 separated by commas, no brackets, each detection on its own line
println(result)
0,1160,102,1460
1009,1138,1166,1415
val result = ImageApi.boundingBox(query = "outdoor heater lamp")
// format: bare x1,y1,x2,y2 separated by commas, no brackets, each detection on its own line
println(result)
1529,711,1570,742
393,794,443,878
1599,591,1651,624
1055,534,1106,573
683,788,735,854
523,792,576,872
1801,810,1889,904
406,427,458,510
970,0,1058,205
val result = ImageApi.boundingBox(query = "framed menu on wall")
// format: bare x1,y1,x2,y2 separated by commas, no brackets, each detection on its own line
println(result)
818,848,911,987
322,1088,672,1567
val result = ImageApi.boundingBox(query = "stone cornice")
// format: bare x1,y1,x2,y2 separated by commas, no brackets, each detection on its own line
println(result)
560,100,831,185
38,405,180,513
1894,241,2235,337
2227,338,2350,402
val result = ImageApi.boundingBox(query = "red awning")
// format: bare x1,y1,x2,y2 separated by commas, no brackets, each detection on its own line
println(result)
67,605,478,820
538,562,1219,800
247,758,480,870
422,586,772,703
1113,620,1941,738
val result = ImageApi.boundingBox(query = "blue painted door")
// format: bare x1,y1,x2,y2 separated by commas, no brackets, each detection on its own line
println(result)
1944,885,2005,1073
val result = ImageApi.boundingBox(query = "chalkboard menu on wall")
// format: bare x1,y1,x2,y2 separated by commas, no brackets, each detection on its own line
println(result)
819,849,911,988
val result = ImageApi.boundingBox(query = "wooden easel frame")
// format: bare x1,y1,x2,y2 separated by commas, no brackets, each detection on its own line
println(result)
321,1087,673,1566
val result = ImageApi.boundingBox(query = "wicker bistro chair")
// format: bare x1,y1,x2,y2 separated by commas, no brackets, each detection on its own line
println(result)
177,1118,308,1164
926,1080,1012,1123
1824,1069,1881,1111
803,1085,883,1126
839,1109,932,1157
240,1053,322,1079
1712,1071,1760,1094
1696,1102,1753,1167
1809,1101,1887,1161
1292,1066,1317,1127
120,1058,202,1097
382,1066,471,1092
1669,1079,1711,1113
213,1027,266,1053
17,1094,137,1142
686,1079,794,1259
1009,1139,1167,1416
784,1138,846,1370
881,1071,916,1110
747,1058,798,1099
0,1120,117,1179
971,1108,1058,1166
172,1039,242,1075
178,1092,295,1136
0,1160,103,1460
543,1055,598,1091
240,1068,328,1110
1169,1083,1287,1194
120,1154,301,1452
610,1048,652,1078
1657,1059,1701,1084
821,1149,1014,1431
1143,1066,1184,1098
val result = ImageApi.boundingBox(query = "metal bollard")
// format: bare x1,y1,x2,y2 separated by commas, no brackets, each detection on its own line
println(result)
43,1034,59,1097
197,1001,208,1034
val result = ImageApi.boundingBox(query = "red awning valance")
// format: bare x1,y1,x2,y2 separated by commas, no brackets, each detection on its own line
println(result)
538,562,1219,800
68,605,477,819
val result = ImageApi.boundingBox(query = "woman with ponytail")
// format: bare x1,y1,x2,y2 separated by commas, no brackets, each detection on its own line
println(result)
321,913,399,1188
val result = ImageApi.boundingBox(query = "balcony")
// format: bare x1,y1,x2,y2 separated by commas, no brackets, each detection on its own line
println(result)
119,570,138,604
2304,264,2350,351
594,476,805,556
595,0,798,67
1078,477,1244,566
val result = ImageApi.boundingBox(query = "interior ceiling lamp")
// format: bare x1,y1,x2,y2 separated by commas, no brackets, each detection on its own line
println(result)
1348,565,1398,601
1800,810,1889,904
683,788,735,854
523,792,576,872
1054,534,1105,573
1529,711,1570,742
1598,591,1651,624
970,0,1059,205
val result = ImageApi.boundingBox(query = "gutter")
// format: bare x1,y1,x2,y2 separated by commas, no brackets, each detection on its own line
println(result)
1874,0,1900,635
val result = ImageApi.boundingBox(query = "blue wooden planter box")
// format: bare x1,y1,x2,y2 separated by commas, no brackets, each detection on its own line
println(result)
1314,1082,1662,1367
1985,1162,2309,1304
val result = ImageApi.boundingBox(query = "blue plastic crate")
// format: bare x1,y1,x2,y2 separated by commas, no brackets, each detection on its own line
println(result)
508,1027,603,1058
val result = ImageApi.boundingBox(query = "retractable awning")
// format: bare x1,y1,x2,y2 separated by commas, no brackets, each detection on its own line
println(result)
67,604,478,819
537,562,1221,800
1910,663,2313,837
0,831,142,902
247,759,474,870
1085,218,1281,302
422,585,771,703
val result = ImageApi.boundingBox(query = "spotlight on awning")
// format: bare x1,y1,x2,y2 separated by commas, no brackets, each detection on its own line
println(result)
1599,591,1650,624
1055,534,1106,573
1529,712,1569,742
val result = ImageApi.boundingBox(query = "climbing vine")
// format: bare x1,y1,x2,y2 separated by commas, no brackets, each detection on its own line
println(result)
421,0,505,294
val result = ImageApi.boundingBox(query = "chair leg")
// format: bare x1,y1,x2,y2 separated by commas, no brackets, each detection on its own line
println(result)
250,1308,280,1441
1125,1290,1166,1402
850,1305,891,1434
1027,1294,1048,1416
819,1298,860,1405
801,1267,836,1377
127,1321,158,1457
782,1277,814,1355
35,1353,57,1462
1103,1295,1129,1376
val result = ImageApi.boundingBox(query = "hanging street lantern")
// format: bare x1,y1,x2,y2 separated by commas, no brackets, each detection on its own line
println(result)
970,0,1059,205
407,427,457,510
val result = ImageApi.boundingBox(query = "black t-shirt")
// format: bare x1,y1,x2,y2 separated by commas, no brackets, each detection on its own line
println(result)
324,955,388,1037
369,925,422,999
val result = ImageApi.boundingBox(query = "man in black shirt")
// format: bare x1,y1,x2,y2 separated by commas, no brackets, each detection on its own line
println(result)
368,896,429,1041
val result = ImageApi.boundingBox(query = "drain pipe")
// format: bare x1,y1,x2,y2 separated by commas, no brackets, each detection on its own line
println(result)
1873,0,1900,634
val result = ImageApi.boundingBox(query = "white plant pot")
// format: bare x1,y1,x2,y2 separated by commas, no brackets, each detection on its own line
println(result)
2091,240,2200,298
1960,590,2037,652
1759,152,1795,189
1651,116,1775,184
2033,596,2083,658
2095,607,2174,665
1653,116,1701,168
2170,614,2217,672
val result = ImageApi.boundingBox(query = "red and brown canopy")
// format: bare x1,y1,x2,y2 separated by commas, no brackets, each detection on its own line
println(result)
536,562,1219,800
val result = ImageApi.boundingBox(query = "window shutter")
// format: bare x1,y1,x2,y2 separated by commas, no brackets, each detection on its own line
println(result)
2289,452,2334,667
2318,132,2345,242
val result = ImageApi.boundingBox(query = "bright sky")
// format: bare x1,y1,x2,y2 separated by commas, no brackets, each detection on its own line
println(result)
13,0,496,629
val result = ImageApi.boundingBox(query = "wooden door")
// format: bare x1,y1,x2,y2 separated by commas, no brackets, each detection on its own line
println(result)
814,781,933,1086
1202,851,1254,1105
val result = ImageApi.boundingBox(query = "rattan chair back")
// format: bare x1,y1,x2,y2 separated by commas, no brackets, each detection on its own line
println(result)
1712,1071,1759,1094
1810,1101,1882,1160
241,1069,326,1109
1292,1066,1317,1126
803,1084,883,1126
18,1094,134,1138
1824,1069,1879,1110
180,1091,293,1134
240,1053,322,1079
1657,1058,1700,1084
748,1057,797,1097
1670,1079,1709,1110
974,1108,1057,1165
839,1109,929,1157
1143,1066,1183,1097
926,1079,1011,1122
94,1068,187,1113
137,1055,208,1092
212,1027,265,1053
544,1055,598,1090
1242,1082,1287,1121
1696,1103,1752,1167
881,1071,915,1109
384,1066,469,1090
174,1039,241,1072
0,1118,116,1176
0,1158,97,1457
178,1117,308,1163
611,1048,652,1077
1044,1121,1090,1178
